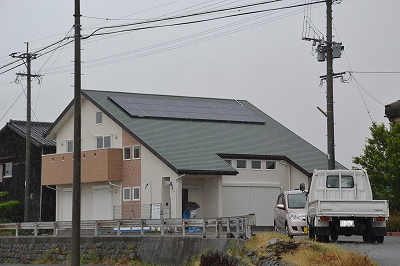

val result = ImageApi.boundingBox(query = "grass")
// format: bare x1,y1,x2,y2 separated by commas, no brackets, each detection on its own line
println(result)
245,232,378,266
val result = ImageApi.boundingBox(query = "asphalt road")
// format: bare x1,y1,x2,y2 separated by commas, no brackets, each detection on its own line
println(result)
336,235,400,266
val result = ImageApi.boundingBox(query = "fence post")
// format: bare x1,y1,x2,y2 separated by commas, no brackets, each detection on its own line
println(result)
94,221,98,236
202,219,206,238
34,223,38,236
161,219,164,237
236,219,240,238
182,219,186,237
226,219,230,238
117,221,121,237
141,220,144,236
15,224,19,237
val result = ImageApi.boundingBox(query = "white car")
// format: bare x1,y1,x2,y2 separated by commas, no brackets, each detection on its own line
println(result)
274,189,307,237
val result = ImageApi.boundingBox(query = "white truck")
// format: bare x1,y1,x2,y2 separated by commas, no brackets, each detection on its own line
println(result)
306,169,389,243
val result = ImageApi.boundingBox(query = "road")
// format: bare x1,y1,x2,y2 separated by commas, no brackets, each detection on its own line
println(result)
336,235,400,266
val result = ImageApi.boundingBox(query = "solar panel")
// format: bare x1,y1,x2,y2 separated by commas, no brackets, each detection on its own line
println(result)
108,95,265,124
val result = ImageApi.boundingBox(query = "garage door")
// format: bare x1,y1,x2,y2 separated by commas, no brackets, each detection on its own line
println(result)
93,185,112,220
222,183,280,226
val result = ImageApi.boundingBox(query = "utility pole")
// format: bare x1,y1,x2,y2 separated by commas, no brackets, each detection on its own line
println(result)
71,0,82,265
11,43,39,222
303,0,343,170
326,0,335,170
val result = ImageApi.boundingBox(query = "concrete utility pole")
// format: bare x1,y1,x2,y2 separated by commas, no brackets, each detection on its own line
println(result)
71,0,82,265
326,0,335,170
12,43,39,222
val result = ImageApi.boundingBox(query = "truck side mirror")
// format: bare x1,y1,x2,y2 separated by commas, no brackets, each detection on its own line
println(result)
299,183,305,192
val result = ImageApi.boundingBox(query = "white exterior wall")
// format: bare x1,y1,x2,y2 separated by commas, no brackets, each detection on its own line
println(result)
140,145,178,217
222,159,309,191
54,98,123,221
55,98,122,154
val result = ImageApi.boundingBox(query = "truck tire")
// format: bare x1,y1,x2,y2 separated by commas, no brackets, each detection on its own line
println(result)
376,236,384,244
330,232,338,242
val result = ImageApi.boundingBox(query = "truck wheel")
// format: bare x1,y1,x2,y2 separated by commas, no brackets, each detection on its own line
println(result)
309,226,315,240
330,232,338,242
376,236,384,244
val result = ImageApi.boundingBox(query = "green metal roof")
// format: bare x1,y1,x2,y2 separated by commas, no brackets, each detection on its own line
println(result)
81,89,345,176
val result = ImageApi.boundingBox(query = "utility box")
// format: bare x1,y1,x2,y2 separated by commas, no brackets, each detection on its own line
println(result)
332,42,344,58
317,45,326,62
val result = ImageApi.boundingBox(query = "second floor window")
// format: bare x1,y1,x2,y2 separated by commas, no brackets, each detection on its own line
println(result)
123,146,131,160
96,135,111,149
96,112,103,124
66,140,73,152
133,145,140,159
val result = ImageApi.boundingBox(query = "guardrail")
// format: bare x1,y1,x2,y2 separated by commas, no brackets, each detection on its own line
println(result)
0,214,256,239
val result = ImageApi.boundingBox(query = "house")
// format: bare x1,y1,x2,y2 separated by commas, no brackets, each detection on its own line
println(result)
42,90,345,226
385,99,400,125
0,120,56,222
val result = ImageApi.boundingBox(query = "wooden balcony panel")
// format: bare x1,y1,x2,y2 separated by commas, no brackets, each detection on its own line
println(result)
42,148,123,185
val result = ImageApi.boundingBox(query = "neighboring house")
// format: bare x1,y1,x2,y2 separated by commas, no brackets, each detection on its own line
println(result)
0,120,56,222
385,99,400,125
42,90,345,226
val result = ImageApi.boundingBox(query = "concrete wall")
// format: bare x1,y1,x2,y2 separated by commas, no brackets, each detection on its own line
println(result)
0,236,236,265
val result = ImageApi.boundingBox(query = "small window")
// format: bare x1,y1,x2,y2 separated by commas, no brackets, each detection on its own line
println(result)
266,160,276,170
104,136,111,148
123,187,131,201
96,137,103,149
96,112,103,124
326,175,354,188
236,159,247,169
123,146,131,160
133,145,140,159
251,160,262,170
96,136,112,149
66,140,73,152
133,187,140,201
2,162,12,178
224,159,232,166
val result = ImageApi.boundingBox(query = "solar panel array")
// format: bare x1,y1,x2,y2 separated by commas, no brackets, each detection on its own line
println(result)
108,95,265,124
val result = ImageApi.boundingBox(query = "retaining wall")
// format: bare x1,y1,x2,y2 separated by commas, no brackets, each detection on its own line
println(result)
0,236,240,265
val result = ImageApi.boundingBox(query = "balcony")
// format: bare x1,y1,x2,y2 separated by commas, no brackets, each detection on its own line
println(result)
42,148,122,185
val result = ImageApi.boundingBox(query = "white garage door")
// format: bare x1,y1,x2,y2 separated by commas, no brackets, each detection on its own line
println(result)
93,185,112,220
222,183,280,226
62,188,72,221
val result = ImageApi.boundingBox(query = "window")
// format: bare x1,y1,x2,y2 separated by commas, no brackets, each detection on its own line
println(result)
236,159,247,169
123,146,131,160
133,145,140,159
326,175,354,188
2,162,12,178
96,112,102,124
225,159,232,166
133,187,140,201
66,140,73,152
96,135,112,149
266,160,276,170
123,187,131,201
251,160,262,170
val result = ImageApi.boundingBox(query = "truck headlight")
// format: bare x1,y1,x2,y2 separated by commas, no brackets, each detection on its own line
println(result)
288,212,300,220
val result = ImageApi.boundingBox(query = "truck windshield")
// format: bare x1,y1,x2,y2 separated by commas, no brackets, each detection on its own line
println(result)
288,193,306,209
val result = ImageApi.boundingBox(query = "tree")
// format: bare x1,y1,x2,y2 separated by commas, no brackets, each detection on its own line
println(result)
0,191,20,223
353,122,400,211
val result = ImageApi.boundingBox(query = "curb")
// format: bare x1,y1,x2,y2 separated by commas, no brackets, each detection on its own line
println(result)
387,232,400,236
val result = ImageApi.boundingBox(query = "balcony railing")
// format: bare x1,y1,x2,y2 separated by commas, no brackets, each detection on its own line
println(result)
42,148,123,185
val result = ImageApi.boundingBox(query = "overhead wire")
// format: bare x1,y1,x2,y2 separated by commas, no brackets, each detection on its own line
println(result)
42,1,325,75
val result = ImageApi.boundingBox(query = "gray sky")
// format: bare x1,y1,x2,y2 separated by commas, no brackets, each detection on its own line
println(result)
1,0,399,169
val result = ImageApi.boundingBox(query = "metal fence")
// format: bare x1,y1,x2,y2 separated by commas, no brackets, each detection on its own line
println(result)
0,214,256,239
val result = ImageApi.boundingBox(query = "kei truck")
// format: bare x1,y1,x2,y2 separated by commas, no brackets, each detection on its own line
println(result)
306,169,389,243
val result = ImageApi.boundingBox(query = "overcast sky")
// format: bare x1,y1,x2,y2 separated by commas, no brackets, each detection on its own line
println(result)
1,0,399,169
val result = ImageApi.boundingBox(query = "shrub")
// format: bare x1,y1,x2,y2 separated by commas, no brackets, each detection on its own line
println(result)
387,210,400,232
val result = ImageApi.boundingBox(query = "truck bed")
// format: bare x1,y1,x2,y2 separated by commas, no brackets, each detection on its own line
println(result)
308,200,389,218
